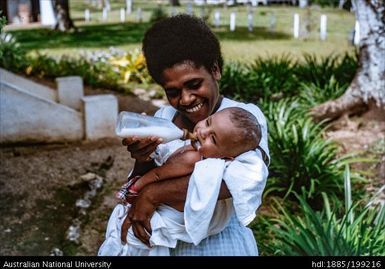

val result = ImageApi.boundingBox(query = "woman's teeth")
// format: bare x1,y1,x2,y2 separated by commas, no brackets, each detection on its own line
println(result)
186,103,203,113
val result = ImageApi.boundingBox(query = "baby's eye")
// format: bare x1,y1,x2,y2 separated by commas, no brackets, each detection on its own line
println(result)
211,136,216,145
205,119,209,127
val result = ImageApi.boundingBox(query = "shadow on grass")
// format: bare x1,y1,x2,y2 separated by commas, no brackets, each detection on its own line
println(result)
8,23,290,52
8,22,152,51
213,26,291,41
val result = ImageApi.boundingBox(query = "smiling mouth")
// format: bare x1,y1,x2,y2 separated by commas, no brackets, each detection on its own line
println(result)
186,102,203,113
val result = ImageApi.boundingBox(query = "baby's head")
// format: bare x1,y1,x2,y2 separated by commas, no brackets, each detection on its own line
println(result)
193,107,261,158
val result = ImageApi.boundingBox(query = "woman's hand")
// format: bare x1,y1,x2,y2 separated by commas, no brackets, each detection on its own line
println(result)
121,185,159,247
122,136,163,162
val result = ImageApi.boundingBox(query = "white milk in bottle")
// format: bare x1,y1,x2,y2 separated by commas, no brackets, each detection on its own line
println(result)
116,111,199,146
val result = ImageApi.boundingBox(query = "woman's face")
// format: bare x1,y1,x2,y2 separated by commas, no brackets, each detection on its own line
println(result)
161,62,221,125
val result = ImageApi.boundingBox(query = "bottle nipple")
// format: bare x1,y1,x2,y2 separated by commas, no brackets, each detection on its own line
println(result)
182,129,201,150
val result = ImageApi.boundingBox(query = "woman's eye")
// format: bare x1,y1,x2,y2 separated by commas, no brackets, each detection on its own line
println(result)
165,89,180,98
187,80,202,90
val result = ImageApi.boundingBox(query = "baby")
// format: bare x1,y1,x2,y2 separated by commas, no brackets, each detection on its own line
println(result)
99,107,262,256
125,106,261,197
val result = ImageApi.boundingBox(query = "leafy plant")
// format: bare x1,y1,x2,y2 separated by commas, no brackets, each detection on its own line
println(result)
0,11,7,33
299,76,348,108
109,49,152,85
0,32,28,71
149,4,168,23
264,99,344,205
265,188,385,256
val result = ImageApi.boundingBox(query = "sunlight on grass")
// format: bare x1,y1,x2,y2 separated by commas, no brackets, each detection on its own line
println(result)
5,2,356,62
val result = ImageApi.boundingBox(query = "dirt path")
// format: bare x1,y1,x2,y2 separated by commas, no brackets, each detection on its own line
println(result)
0,86,161,256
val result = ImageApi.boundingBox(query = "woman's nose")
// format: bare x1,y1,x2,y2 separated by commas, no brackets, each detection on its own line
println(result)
180,89,194,106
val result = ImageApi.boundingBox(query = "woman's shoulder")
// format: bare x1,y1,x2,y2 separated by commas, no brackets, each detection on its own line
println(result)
220,98,265,120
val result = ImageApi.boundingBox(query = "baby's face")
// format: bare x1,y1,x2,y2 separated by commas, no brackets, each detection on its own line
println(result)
193,110,239,158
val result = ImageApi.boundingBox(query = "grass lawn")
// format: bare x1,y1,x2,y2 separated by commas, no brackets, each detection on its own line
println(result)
4,1,356,62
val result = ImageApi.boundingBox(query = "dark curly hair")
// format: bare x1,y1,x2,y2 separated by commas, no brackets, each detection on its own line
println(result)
142,14,224,84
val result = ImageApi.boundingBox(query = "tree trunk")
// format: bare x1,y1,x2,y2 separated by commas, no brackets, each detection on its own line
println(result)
311,0,385,121
169,0,181,6
53,0,76,32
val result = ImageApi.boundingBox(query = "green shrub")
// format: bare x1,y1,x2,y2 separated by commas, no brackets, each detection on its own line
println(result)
0,33,28,72
295,53,357,89
264,99,344,204
149,5,168,23
299,76,348,108
266,192,385,256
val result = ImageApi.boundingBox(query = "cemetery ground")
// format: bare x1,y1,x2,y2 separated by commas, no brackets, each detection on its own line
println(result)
0,81,384,255
5,5,356,62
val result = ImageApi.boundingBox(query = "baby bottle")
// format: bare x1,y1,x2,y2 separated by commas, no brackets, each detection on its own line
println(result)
116,111,200,148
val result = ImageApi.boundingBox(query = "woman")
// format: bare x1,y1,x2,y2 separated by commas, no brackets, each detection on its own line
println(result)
120,14,269,256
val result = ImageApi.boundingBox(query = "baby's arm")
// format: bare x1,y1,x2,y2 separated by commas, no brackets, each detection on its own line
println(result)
132,145,201,192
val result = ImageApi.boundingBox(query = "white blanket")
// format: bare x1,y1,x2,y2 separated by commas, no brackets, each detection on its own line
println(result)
98,158,232,256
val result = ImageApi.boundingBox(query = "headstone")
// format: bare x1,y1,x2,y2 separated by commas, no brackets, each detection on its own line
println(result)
56,77,84,111
102,7,108,21
230,12,236,32
299,0,308,8
126,0,132,15
186,1,193,16
85,9,90,22
293,13,300,39
320,14,327,41
40,0,57,26
120,8,125,22
247,11,253,32
137,8,142,22
200,5,206,19
251,0,258,6
214,10,221,28
170,7,177,16
353,20,360,46
269,12,276,32
82,95,118,140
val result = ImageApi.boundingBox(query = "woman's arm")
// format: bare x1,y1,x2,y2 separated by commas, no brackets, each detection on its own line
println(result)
120,175,232,245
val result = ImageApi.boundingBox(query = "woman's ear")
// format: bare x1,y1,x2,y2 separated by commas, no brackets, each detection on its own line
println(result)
212,63,221,81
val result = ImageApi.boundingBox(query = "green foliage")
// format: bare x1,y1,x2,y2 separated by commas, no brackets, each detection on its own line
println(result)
299,76,347,108
109,49,152,85
265,193,385,256
295,53,357,89
149,5,168,23
0,33,28,72
0,11,7,33
264,99,344,204
25,52,122,91
220,53,357,105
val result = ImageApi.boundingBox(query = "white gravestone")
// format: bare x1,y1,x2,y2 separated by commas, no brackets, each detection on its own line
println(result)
214,10,221,28
126,0,132,15
120,8,125,22
230,12,236,32
293,13,300,39
320,14,327,41
40,0,57,26
85,9,91,22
